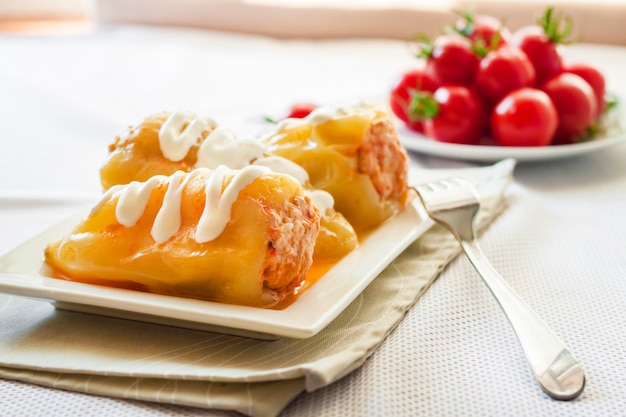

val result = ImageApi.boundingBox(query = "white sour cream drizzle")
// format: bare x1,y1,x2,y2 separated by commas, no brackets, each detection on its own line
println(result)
157,111,336,216
152,171,188,243
305,189,334,215
158,111,217,162
196,127,265,169
304,101,377,127
196,165,270,243
252,155,308,185
92,166,271,244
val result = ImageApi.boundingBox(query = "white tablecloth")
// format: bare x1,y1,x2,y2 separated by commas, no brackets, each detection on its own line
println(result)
1,23,626,417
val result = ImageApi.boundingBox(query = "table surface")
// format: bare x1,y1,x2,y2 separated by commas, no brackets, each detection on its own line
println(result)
1,22,626,417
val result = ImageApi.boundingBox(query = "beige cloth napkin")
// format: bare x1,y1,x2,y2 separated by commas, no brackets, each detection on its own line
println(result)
0,161,513,417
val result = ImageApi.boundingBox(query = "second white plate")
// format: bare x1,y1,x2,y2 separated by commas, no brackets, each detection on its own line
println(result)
398,124,626,163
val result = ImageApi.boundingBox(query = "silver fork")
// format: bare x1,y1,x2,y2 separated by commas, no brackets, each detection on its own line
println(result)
414,177,585,401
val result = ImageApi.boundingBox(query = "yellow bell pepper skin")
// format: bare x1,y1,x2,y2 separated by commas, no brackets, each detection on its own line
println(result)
262,105,410,232
315,209,359,260
45,169,321,308
99,112,212,191
99,113,360,261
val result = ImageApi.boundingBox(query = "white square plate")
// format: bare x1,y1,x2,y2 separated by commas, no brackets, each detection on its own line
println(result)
0,160,514,340
0,201,431,340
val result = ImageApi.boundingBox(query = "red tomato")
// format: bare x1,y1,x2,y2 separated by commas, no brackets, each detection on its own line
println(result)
540,73,597,144
389,68,439,131
491,88,557,147
284,102,318,119
563,62,606,118
475,46,536,106
510,25,563,86
424,35,480,86
453,13,511,50
422,86,486,145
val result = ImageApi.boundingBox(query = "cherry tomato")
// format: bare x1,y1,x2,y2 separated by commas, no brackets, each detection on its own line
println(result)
422,86,486,145
540,73,597,144
491,88,557,147
510,25,563,86
475,46,536,106
389,68,439,131
511,7,576,86
284,102,318,119
423,35,480,86
563,62,606,118
453,12,511,50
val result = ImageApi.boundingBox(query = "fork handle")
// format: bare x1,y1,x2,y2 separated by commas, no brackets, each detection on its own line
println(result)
460,239,585,400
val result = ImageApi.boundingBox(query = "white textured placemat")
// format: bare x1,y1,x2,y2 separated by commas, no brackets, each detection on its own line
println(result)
0,161,512,417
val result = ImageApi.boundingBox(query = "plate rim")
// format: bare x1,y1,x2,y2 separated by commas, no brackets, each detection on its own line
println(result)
392,94,626,163
398,125,626,162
